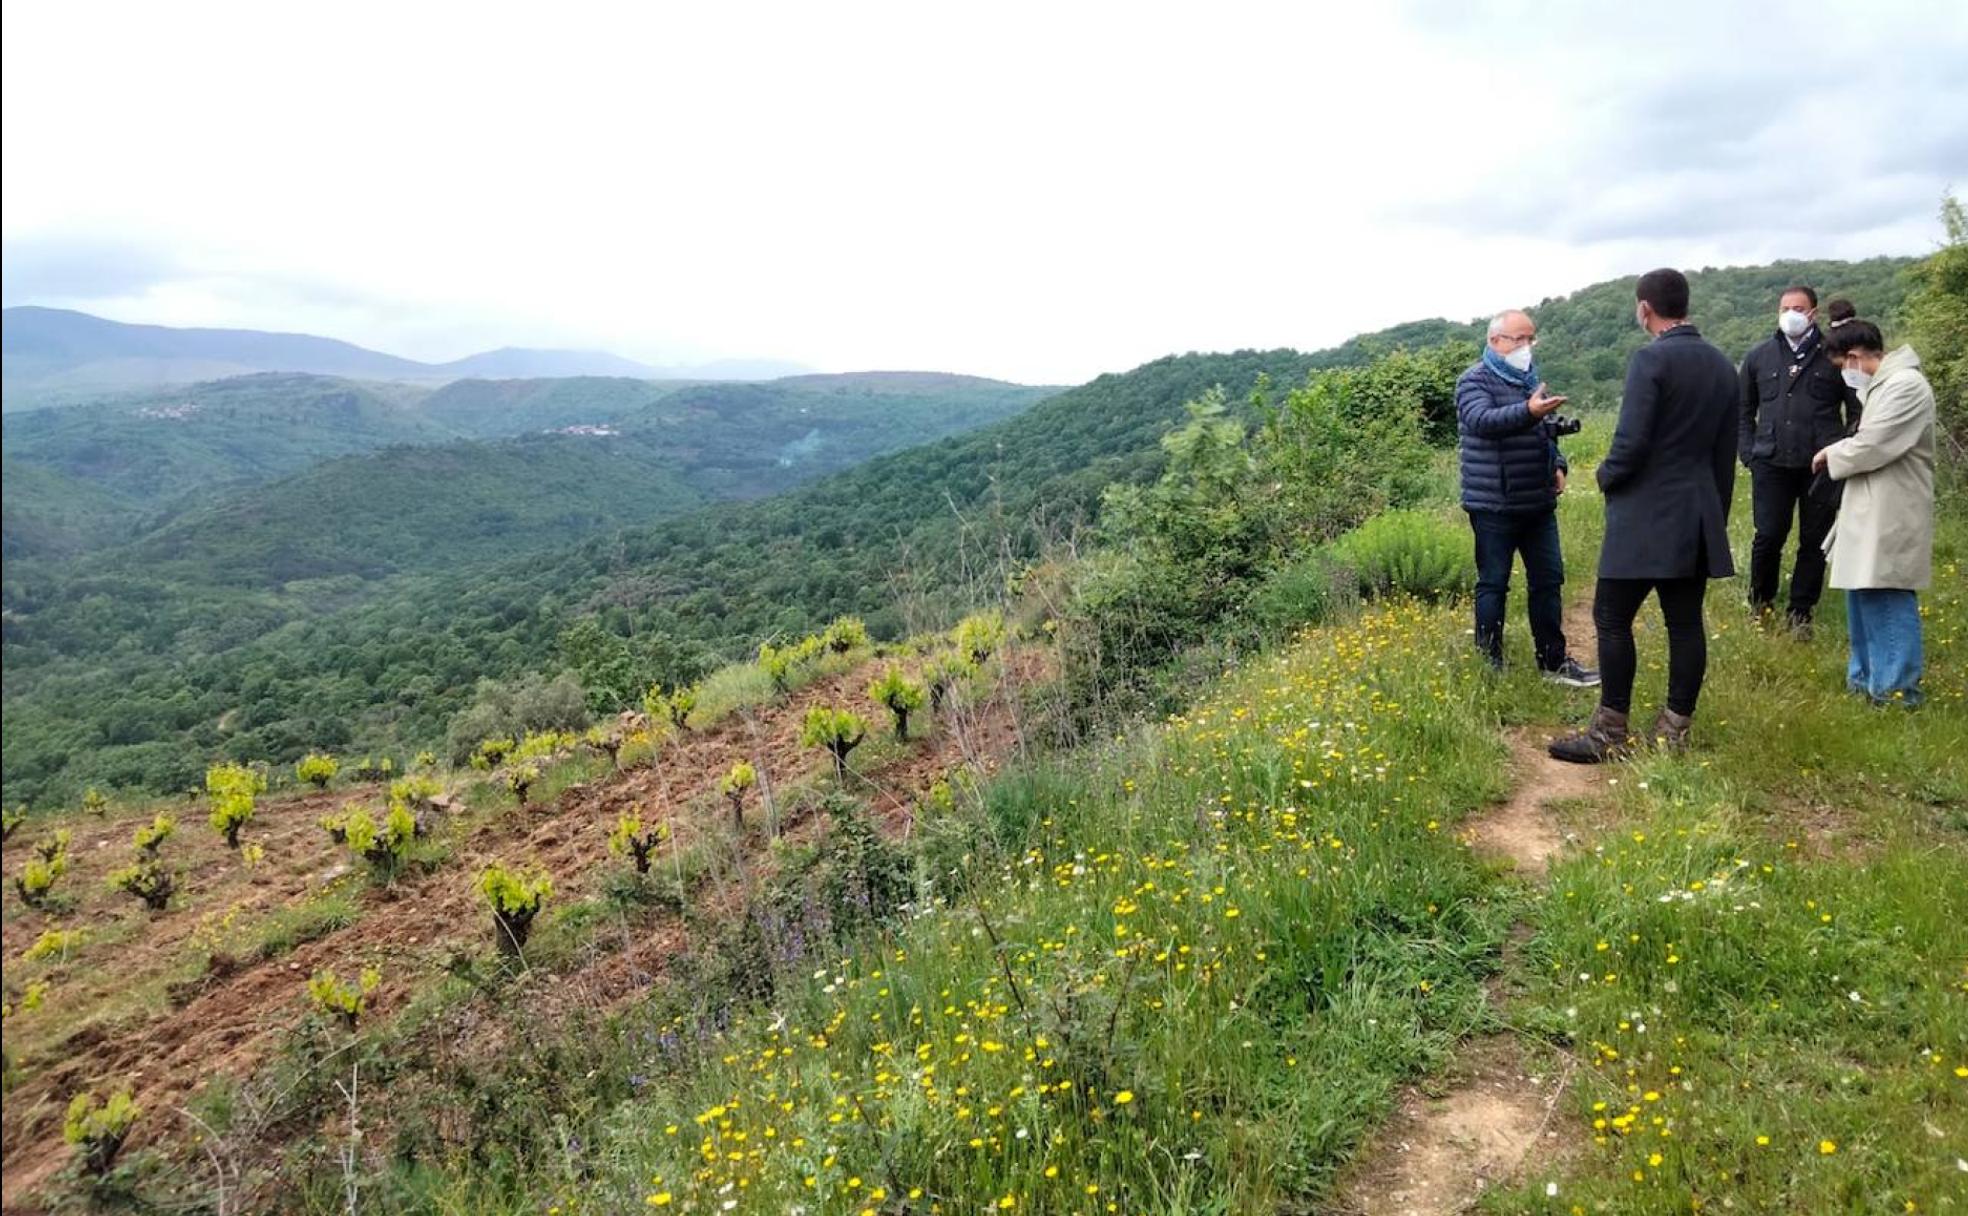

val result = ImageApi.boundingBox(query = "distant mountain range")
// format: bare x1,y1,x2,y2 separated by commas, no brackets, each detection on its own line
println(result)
0,306,808,405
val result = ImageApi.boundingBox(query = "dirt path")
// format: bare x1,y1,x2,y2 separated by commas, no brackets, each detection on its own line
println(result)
1340,596,1606,1213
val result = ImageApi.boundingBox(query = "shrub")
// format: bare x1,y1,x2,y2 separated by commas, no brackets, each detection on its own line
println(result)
81,787,109,817
414,750,438,769
822,615,870,654
320,803,363,844
1,805,22,843
295,753,339,789
506,763,541,807
15,830,71,908
343,802,417,872
388,774,442,812
471,736,515,771
205,762,265,849
583,725,625,769
665,684,698,731
718,761,758,834
801,707,868,781
607,811,666,873
758,642,800,693
132,815,175,857
1245,550,1353,639
513,730,576,764
925,652,977,712
64,1090,138,1177
952,611,1006,664
351,755,395,782
306,967,381,1030
479,864,553,955
868,666,926,741
1328,509,1475,601
108,860,174,911
23,928,85,962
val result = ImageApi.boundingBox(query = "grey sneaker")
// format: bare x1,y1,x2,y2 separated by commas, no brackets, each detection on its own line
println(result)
1541,656,1602,688
1549,706,1631,764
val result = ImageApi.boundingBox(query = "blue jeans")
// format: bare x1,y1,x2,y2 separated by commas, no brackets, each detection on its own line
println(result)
1468,508,1566,669
1846,589,1923,705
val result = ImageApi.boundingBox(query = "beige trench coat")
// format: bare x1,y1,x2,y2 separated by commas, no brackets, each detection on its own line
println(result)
1821,345,1936,591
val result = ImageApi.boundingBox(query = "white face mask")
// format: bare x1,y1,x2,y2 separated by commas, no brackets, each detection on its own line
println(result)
1503,344,1535,372
1779,309,1812,339
1842,367,1873,392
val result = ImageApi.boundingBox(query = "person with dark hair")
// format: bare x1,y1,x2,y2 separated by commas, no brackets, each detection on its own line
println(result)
1452,308,1598,685
1550,269,1738,763
1738,283,1862,635
1824,297,1858,328
1812,319,1936,705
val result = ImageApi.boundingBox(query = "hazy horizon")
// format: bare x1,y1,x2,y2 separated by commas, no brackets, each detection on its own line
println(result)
5,1,1963,384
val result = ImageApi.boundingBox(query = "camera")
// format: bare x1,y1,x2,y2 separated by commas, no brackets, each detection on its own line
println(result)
1541,414,1582,438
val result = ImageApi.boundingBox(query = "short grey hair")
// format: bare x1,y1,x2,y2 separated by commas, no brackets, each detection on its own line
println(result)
1488,309,1532,338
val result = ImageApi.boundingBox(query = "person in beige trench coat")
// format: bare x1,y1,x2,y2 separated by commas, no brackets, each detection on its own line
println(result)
1811,320,1936,705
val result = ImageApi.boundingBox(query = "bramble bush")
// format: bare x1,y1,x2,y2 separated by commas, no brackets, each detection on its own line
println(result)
295,752,339,789
64,1089,138,1177
479,863,553,955
205,762,265,849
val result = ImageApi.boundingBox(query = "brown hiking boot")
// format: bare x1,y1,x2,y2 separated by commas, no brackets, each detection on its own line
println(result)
1548,706,1630,765
1649,707,1693,753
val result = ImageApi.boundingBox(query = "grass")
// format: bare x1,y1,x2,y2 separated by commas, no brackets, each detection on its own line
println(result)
252,885,361,959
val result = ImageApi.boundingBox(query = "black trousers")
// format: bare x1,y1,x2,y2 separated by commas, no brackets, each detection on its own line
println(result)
1595,576,1708,717
1748,461,1835,619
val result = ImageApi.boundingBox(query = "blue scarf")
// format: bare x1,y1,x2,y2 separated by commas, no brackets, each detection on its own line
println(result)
1481,345,1540,393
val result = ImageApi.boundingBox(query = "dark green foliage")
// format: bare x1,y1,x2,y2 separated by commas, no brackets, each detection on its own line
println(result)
1902,193,1966,462
1327,509,1477,600
442,673,589,763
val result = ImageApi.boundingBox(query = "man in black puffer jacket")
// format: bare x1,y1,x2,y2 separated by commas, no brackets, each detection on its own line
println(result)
1455,309,1598,686
1739,284,1862,633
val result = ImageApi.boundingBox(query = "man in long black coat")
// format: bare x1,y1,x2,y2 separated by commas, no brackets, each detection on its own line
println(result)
1551,268,1739,763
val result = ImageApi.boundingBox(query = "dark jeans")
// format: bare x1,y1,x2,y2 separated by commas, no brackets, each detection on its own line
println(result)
1468,508,1566,669
1749,461,1835,619
1595,576,1708,716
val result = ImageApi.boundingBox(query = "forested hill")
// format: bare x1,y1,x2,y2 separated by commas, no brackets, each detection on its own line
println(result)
0,256,1920,805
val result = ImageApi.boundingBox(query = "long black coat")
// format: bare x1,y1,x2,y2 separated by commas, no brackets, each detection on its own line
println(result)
1597,325,1740,580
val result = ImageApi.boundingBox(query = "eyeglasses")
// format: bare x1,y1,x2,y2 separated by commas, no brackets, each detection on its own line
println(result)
1496,334,1537,347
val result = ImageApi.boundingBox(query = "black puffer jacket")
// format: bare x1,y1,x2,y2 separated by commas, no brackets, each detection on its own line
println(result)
1739,329,1861,468
1456,361,1565,514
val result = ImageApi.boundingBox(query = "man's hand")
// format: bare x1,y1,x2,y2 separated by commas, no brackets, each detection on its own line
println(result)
1811,447,1830,474
1527,384,1567,418
1554,468,1567,494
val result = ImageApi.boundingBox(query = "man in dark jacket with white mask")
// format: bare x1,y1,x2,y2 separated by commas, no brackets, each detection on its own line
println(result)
1455,309,1598,686
1739,284,1861,634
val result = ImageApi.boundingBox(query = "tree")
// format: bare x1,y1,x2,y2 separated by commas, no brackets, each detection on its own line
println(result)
206,762,266,849
868,667,926,741
1904,191,1967,462
801,707,868,781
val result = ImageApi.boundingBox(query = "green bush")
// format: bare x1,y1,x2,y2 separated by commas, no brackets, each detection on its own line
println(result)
1244,550,1354,639
1328,509,1475,601
479,864,553,955
132,814,175,856
295,752,339,789
15,830,72,908
801,708,868,780
108,858,174,911
719,761,758,833
607,811,665,873
867,666,926,741
206,762,266,849
306,966,381,1030
64,1090,138,1177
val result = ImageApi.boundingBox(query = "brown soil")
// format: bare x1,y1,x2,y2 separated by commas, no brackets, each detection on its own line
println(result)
1338,1037,1569,1216
1460,728,1608,878
0,648,1046,1211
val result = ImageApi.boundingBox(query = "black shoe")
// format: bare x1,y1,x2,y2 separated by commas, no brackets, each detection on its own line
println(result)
1541,656,1601,688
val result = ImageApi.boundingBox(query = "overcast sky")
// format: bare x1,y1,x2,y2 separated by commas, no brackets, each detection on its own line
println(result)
4,1,1963,384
